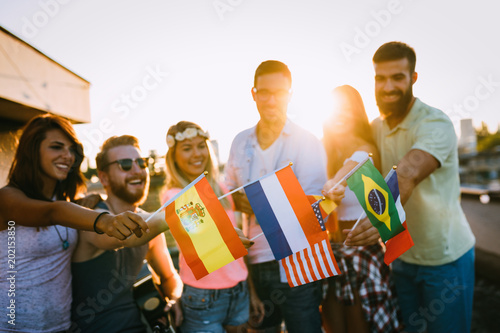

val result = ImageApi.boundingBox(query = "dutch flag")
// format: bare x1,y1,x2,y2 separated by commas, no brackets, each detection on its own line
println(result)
244,165,325,260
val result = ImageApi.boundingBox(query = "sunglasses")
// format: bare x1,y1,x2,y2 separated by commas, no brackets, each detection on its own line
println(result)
103,158,149,171
252,88,292,101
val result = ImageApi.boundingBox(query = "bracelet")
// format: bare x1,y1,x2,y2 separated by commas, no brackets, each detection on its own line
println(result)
93,211,110,234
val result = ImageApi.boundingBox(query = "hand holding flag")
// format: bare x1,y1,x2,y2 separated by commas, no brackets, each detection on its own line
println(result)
345,160,405,242
323,153,372,196
225,164,342,286
163,173,248,279
343,163,414,264
383,167,414,265
280,196,341,288
243,164,324,260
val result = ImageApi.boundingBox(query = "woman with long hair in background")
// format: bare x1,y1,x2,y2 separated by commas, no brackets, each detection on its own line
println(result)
321,85,402,333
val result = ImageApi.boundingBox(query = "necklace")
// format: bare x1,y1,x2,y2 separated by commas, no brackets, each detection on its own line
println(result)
54,225,70,250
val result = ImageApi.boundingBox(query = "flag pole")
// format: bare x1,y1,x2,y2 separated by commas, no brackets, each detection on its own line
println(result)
384,166,397,183
323,154,372,197
148,162,298,225
145,172,208,223
218,185,245,200
220,163,294,241
342,212,366,245
218,162,293,200
145,200,170,223
250,232,264,241
343,165,398,245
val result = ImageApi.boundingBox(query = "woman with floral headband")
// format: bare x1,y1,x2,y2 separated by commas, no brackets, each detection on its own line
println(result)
162,121,251,333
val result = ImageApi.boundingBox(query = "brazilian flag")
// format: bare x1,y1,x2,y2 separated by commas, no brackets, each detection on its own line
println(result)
346,161,405,242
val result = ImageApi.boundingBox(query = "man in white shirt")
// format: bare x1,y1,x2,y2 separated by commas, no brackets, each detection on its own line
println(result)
225,60,327,333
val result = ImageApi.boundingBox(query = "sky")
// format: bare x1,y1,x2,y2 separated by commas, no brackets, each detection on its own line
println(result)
1,0,499,166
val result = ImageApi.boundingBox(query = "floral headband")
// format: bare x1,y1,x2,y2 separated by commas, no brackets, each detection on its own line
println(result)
167,127,210,148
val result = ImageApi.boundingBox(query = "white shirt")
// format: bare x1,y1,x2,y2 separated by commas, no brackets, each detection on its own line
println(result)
225,119,327,264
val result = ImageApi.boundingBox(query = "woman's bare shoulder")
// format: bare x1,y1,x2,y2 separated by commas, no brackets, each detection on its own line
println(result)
0,185,26,203
0,186,53,229
0,186,25,228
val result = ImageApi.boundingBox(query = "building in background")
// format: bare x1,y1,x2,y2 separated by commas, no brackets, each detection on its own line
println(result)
0,26,91,187
459,119,500,197
458,118,478,156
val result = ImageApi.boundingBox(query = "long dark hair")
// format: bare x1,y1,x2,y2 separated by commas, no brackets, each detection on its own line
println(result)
8,114,86,201
323,85,375,177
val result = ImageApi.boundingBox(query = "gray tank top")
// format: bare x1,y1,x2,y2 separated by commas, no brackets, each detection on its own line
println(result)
0,224,78,332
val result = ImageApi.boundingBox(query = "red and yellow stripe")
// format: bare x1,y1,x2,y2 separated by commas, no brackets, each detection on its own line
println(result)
165,176,247,279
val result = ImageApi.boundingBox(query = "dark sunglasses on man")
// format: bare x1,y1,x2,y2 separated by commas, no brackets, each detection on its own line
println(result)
103,158,149,172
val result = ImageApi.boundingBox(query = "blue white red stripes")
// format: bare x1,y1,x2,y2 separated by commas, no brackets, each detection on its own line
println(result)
383,168,414,265
244,165,323,260
386,169,406,223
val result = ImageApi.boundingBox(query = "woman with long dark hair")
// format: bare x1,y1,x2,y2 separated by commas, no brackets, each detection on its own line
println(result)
0,114,148,332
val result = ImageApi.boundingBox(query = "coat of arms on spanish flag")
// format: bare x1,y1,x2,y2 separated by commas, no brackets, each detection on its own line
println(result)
164,174,247,279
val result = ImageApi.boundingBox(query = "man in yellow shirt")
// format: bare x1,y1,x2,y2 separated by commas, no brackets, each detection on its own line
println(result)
348,41,475,333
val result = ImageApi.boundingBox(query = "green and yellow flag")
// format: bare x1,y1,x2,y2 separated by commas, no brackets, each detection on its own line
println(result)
346,160,405,242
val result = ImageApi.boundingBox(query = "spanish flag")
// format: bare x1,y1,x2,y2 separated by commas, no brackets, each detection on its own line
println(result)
346,160,405,242
164,174,247,279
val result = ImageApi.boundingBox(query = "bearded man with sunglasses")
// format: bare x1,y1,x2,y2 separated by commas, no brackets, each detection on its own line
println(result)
70,135,183,332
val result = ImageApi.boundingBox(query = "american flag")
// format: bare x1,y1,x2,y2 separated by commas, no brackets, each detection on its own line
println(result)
311,198,326,231
307,195,337,221
277,195,341,288
279,232,341,287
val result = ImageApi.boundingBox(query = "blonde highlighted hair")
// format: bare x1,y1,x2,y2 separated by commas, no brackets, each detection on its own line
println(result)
164,121,229,208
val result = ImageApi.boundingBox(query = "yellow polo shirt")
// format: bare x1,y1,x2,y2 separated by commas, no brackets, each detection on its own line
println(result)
372,98,475,266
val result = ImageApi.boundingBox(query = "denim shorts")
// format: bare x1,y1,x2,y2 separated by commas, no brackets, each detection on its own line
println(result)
249,261,323,333
180,281,249,333
392,247,475,333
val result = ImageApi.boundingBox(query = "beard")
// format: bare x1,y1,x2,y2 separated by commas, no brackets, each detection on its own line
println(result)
109,175,149,206
376,84,413,119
